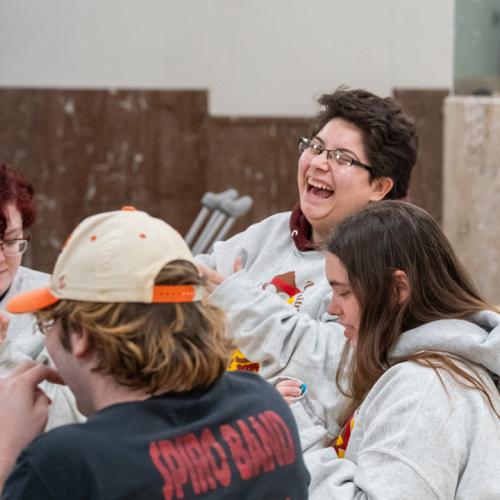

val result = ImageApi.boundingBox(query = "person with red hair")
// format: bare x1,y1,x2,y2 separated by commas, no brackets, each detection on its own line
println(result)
0,163,82,429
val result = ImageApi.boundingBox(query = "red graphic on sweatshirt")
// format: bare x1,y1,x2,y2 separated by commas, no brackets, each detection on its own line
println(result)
333,411,357,458
149,410,296,499
227,271,313,374
270,274,301,298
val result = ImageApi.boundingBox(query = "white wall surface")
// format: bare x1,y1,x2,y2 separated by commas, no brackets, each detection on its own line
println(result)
0,0,454,116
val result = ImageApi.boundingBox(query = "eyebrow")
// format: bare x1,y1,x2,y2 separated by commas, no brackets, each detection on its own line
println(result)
4,227,23,237
312,136,361,160
329,280,350,287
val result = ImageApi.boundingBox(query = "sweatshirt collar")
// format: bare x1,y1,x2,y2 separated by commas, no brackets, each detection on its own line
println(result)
390,312,500,378
289,204,316,252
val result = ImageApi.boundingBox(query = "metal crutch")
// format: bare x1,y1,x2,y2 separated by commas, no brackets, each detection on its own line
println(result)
207,195,254,252
190,190,240,255
185,189,238,248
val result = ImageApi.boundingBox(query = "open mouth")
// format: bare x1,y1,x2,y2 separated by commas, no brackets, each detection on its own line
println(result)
307,179,334,199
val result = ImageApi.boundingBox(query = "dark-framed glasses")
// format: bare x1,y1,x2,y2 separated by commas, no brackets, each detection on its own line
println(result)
0,237,30,257
298,137,372,171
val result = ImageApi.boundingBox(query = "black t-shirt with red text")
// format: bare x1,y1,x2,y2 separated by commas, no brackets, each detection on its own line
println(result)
2,372,310,499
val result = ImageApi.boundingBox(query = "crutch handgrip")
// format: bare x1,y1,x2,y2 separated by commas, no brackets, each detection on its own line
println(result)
201,189,239,210
219,195,253,217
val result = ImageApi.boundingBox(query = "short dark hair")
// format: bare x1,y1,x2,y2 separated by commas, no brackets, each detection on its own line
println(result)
0,163,37,238
312,87,418,200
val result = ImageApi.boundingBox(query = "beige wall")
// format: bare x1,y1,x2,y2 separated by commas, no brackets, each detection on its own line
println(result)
0,0,453,116
443,96,500,303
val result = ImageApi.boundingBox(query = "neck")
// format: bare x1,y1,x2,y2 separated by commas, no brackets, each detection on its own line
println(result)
77,373,152,416
312,228,329,247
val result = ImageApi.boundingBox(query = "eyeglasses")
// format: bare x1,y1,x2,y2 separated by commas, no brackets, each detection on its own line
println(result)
298,137,372,171
36,317,57,335
0,237,30,257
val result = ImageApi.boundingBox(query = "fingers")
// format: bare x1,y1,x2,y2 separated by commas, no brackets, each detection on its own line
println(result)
9,361,64,386
33,388,52,408
276,380,306,404
21,363,64,387
9,360,39,377
0,311,10,342
197,264,225,295
233,256,243,273
198,265,223,284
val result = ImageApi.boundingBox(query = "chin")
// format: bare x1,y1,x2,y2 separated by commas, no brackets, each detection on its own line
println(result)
0,279,12,296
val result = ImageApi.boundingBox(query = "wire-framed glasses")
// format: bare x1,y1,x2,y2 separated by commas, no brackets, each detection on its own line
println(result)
0,237,30,257
298,137,373,171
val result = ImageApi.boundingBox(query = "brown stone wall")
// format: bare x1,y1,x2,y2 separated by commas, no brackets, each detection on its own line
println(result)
0,88,208,272
206,117,311,234
393,88,449,224
0,87,452,277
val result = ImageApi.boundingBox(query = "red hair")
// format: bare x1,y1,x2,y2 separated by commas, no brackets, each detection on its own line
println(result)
0,164,37,238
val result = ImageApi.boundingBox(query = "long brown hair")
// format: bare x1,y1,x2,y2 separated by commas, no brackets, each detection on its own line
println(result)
327,201,499,421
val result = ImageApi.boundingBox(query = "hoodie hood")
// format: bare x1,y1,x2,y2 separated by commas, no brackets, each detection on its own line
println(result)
390,310,500,379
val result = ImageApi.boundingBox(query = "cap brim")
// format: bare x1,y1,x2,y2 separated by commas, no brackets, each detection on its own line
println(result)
7,287,60,314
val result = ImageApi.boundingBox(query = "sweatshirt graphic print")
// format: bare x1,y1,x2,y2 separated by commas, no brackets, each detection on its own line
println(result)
227,271,310,373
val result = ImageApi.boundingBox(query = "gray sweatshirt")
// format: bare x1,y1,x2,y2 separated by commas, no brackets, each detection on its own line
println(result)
291,310,500,499
0,266,84,430
196,212,346,435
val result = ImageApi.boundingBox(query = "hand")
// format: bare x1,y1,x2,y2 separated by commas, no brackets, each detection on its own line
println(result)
232,255,244,273
198,255,245,295
276,379,306,405
0,312,10,343
197,264,225,294
0,361,64,486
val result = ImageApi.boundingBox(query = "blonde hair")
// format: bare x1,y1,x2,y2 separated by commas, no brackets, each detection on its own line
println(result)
37,260,233,393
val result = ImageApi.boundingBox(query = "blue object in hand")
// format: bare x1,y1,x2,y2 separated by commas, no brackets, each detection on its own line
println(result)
299,383,307,395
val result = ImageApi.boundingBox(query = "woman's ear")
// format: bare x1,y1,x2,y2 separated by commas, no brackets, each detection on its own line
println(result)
393,270,411,304
369,176,394,201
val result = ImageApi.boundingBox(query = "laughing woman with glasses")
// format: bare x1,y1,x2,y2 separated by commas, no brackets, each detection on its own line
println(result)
196,87,419,432
0,163,83,429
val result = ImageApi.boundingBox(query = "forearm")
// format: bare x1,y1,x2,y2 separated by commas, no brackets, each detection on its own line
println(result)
211,271,346,431
210,270,344,374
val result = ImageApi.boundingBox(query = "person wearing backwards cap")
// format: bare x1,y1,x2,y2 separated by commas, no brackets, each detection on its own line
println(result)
0,207,310,499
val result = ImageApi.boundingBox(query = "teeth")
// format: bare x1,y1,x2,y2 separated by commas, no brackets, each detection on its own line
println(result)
308,179,333,191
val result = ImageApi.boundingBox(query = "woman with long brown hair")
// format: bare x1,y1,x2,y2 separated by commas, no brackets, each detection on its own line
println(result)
278,200,500,499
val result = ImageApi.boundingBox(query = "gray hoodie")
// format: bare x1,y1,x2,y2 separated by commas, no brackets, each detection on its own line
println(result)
196,211,346,436
291,311,500,499
0,266,84,430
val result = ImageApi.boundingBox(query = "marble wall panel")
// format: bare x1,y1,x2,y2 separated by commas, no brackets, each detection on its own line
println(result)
443,96,500,303
0,88,208,272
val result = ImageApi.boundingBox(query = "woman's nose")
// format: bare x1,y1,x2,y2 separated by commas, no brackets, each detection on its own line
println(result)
309,151,330,171
327,298,341,317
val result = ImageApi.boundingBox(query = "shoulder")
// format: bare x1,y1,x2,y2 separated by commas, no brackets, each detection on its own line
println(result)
12,266,50,291
362,358,496,421
231,211,292,239
14,422,89,473
221,372,293,410
223,370,280,393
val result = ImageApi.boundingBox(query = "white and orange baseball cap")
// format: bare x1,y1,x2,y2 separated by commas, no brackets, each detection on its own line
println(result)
7,206,202,314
